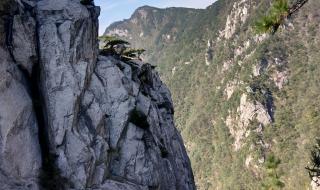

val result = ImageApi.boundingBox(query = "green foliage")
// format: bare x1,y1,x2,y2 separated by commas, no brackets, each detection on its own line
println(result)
123,48,146,58
104,0,320,189
262,154,285,189
99,35,129,55
106,39,130,48
266,154,281,170
254,0,289,34
100,35,130,49
99,35,146,60
248,75,271,105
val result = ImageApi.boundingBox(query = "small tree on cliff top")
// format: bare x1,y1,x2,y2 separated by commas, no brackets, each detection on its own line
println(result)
123,48,146,59
99,35,130,49
99,35,130,55
99,35,146,61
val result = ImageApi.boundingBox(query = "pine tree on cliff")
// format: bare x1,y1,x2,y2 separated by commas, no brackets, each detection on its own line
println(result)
106,39,130,49
122,48,146,60
99,35,131,56
255,0,309,34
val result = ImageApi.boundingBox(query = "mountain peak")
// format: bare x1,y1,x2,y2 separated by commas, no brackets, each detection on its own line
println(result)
136,5,159,10
131,5,159,20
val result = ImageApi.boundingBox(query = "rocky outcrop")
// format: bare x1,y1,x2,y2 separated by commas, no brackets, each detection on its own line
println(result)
311,177,320,190
0,0,195,189
219,0,251,40
205,40,213,66
78,57,195,190
226,93,272,150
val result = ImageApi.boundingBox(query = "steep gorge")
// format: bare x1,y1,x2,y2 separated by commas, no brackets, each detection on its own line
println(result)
105,0,320,189
0,0,195,190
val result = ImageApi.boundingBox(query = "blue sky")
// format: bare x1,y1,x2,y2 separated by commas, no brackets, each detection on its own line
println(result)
95,0,216,35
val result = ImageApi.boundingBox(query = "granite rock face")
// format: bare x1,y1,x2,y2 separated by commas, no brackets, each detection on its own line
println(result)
0,0,195,189
0,0,41,189
75,56,195,190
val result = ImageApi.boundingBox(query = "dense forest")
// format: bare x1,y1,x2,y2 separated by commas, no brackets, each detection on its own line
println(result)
105,0,320,189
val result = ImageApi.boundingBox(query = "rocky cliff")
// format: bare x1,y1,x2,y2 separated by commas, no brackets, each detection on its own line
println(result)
105,0,320,189
0,0,195,189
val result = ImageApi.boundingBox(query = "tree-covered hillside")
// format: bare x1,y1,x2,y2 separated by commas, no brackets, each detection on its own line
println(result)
105,0,320,189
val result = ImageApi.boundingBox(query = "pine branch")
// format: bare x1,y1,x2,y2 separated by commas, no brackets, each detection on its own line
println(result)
288,0,309,16
254,0,309,34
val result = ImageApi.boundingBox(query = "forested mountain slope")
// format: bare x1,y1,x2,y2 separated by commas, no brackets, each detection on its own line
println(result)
105,0,320,189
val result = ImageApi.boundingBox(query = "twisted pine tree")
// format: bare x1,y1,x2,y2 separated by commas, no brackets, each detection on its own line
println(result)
123,49,146,59
99,35,130,49
99,35,146,61
99,35,131,56
255,0,309,34
105,39,130,49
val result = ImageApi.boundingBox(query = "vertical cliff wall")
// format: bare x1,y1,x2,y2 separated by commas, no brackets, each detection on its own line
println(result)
0,0,195,189
0,0,41,189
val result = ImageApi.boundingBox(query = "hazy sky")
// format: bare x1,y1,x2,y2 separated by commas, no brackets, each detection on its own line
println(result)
95,0,216,35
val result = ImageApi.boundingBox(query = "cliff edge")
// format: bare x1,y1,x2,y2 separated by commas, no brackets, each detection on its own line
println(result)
0,0,195,189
